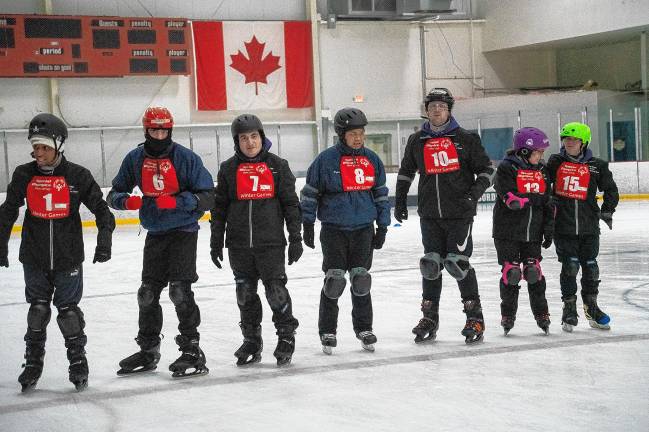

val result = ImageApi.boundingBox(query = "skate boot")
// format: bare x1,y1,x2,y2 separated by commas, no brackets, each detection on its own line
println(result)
18,345,45,393
67,346,89,391
169,335,208,378
273,334,295,367
356,330,377,352
234,324,263,366
500,280,519,336
320,333,337,355
117,338,161,376
535,313,551,335
561,296,579,332
461,299,485,344
582,294,611,330
412,299,439,343
501,315,516,336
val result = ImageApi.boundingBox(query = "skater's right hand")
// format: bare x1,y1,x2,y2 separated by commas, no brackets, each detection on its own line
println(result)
0,254,8,267
210,247,223,269
394,204,408,223
125,195,142,210
542,232,553,249
303,223,315,249
599,211,613,230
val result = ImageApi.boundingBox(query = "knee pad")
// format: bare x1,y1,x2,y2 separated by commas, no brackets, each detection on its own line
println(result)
56,304,85,339
235,278,257,306
561,257,580,277
323,269,346,299
27,300,52,332
523,258,543,284
420,252,443,281
137,283,159,307
582,260,600,282
169,281,192,309
501,261,521,286
350,267,371,297
264,278,290,312
443,253,471,281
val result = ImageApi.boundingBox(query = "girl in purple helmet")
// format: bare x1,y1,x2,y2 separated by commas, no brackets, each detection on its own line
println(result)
492,127,555,335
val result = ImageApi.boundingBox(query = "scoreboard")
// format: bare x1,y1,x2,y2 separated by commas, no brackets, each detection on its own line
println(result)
0,14,192,77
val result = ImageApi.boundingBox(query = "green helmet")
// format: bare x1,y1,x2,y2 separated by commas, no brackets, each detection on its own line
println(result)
560,122,591,147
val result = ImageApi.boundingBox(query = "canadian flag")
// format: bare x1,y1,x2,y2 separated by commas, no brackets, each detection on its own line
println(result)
192,21,314,111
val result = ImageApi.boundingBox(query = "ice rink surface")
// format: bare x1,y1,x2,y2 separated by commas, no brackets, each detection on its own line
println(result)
1,201,648,432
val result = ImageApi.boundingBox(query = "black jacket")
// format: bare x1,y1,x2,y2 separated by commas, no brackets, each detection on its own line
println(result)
0,157,115,271
546,148,618,236
396,120,495,219
211,148,301,249
492,152,553,242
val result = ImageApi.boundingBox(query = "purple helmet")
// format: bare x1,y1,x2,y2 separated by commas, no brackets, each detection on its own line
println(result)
513,127,550,153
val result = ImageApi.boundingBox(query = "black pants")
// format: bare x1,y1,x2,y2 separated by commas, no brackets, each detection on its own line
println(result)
138,230,201,344
228,246,299,335
319,225,374,335
420,217,479,305
555,234,600,299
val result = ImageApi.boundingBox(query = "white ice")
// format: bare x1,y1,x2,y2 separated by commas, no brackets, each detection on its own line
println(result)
1,201,648,432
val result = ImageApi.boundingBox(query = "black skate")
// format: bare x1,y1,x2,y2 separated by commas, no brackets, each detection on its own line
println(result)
320,333,337,355
68,348,89,391
18,346,45,393
169,336,209,378
274,336,295,366
583,295,611,330
412,317,439,343
235,324,263,366
501,315,515,336
462,300,485,344
117,344,161,376
535,313,551,335
356,331,377,352
561,296,579,333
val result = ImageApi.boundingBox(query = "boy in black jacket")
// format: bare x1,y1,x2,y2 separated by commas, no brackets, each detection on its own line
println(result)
210,114,302,366
492,127,554,335
546,122,618,331
0,113,115,392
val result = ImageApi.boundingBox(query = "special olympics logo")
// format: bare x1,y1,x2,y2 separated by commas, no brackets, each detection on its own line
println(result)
578,166,588,176
360,159,369,167
256,165,266,174
160,161,171,173
53,179,66,191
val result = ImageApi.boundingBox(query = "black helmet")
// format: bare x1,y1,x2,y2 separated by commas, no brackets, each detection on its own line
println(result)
28,113,67,152
231,114,265,145
334,108,368,138
424,88,454,111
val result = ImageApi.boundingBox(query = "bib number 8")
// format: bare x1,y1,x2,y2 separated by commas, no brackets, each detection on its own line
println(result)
355,168,365,184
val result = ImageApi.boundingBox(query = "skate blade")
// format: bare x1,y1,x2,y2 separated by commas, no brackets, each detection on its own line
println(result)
73,380,88,392
465,334,484,344
541,327,550,336
276,357,292,367
322,345,333,355
171,366,209,379
361,343,375,352
236,354,261,366
503,328,511,336
413,331,437,344
562,322,574,333
116,365,158,376
20,382,38,393
588,319,610,330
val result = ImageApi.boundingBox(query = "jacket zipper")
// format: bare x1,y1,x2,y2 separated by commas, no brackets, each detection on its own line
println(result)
49,219,54,270
248,200,253,248
574,200,579,235
526,206,532,242
435,175,442,218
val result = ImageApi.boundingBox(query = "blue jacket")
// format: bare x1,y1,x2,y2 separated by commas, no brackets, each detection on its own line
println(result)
301,141,391,231
108,142,214,233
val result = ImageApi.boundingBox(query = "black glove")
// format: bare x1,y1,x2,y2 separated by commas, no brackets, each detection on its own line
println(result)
303,223,315,249
210,247,223,269
394,203,408,223
92,246,111,263
0,254,8,268
542,232,553,249
373,226,387,249
288,241,303,265
462,194,477,212
600,211,613,230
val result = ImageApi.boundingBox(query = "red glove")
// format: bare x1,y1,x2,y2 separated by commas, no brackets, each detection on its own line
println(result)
125,195,142,210
155,195,177,209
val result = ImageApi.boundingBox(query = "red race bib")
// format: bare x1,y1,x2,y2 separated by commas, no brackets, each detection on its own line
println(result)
555,162,590,200
340,156,375,192
140,158,179,197
423,137,460,174
236,163,275,200
26,176,70,219
516,169,546,194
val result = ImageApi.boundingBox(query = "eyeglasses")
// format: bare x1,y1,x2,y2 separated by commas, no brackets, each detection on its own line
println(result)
428,103,448,110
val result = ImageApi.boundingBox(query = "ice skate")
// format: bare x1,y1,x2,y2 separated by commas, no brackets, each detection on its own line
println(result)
273,335,295,366
235,324,262,366
320,333,337,355
535,313,551,335
413,300,439,343
68,348,89,391
583,295,611,330
117,343,161,376
561,296,579,332
18,345,45,393
169,336,209,378
462,300,485,344
501,315,515,336
356,330,377,352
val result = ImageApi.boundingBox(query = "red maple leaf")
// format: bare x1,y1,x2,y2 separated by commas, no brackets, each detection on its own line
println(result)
230,36,282,95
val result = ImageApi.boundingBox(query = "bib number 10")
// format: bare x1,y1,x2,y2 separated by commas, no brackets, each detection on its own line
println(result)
431,151,450,167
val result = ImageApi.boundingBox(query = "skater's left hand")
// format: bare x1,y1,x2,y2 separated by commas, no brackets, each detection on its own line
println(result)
0,254,8,267
600,211,613,230
373,226,387,249
542,232,553,249
93,246,111,263
210,247,223,269
288,241,303,265
155,195,177,209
